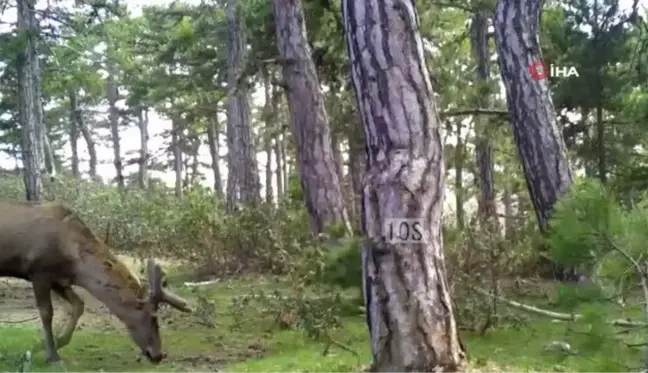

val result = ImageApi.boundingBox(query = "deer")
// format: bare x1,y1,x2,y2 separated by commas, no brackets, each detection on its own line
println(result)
0,201,192,364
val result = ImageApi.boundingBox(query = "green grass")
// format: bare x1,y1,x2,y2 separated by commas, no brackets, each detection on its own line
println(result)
0,278,645,372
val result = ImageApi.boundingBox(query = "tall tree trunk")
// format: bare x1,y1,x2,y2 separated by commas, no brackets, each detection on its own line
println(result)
106,75,124,191
79,120,97,180
265,137,273,203
42,132,57,180
348,112,365,233
189,132,201,185
263,72,274,204
172,118,184,198
331,130,343,183
68,90,80,178
207,116,224,200
454,120,465,231
596,105,605,183
343,0,466,371
274,132,284,200
226,0,260,211
271,0,352,235
471,8,498,231
271,80,284,201
281,136,289,196
503,183,514,240
17,0,43,201
137,107,149,189
494,0,573,231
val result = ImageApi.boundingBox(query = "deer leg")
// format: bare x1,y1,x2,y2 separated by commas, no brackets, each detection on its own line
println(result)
31,278,61,363
52,284,84,349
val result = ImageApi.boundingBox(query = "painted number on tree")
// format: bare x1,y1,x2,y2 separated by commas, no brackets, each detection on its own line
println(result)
384,218,428,244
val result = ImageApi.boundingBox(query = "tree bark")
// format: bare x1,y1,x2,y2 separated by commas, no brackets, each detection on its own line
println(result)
68,90,80,178
137,107,149,189
281,137,289,196
272,81,284,200
106,74,124,191
172,118,184,198
596,105,605,183
271,0,352,235
16,0,43,201
494,0,573,231
471,8,499,232
263,73,274,204
79,118,98,180
226,0,260,211
188,130,201,185
503,183,514,240
348,114,365,233
343,0,466,371
331,130,343,183
454,120,465,231
207,116,224,200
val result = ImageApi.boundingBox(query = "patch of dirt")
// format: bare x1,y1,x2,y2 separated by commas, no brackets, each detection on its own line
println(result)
0,278,121,331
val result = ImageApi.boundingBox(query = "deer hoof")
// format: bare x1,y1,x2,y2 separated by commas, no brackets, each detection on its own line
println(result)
46,356,63,365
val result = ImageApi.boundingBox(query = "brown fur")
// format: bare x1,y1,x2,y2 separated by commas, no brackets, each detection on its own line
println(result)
0,201,191,364
27,202,147,299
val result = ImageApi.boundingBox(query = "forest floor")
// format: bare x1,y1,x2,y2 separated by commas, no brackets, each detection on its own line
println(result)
0,258,645,372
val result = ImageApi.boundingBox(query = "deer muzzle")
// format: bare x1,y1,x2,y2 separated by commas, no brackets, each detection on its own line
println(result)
142,348,166,364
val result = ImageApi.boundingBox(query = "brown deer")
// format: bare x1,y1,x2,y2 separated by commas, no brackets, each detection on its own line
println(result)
0,201,192,364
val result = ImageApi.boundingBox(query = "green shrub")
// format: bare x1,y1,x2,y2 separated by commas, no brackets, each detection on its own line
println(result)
0,174,315,278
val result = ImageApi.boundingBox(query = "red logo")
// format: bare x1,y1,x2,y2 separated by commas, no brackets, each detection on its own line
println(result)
529,60,548,80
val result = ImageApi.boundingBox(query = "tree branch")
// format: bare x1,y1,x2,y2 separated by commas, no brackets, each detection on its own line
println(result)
471,286,647,328
440,108,509,118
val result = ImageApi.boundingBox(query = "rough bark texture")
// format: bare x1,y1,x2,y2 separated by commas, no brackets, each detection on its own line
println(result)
347,114,365,233
137,107,149,189
17,0,43,201
68,90,80,178
226,0,260,211
494,0,573,231
106,75,124,191
471,8,499,231
271,0,352,235
207,116,224,200
343,0,466,371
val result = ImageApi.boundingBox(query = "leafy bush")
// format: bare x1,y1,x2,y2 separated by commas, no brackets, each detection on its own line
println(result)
0,174,316,278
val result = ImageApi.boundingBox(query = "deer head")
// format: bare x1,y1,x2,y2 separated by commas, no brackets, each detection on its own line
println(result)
127,259,192,364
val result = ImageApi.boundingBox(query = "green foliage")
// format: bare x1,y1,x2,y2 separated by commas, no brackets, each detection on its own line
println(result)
550,179,624,267
550,178,648,299
0,175,314,277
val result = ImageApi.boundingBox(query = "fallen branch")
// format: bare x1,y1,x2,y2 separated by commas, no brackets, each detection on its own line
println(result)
471,286,647,328
0,316,39,324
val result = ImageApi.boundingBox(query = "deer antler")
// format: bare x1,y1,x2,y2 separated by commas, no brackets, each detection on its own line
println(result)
146,259,192,313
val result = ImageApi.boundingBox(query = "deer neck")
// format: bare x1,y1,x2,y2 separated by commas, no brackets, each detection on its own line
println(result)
73,255,145,324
